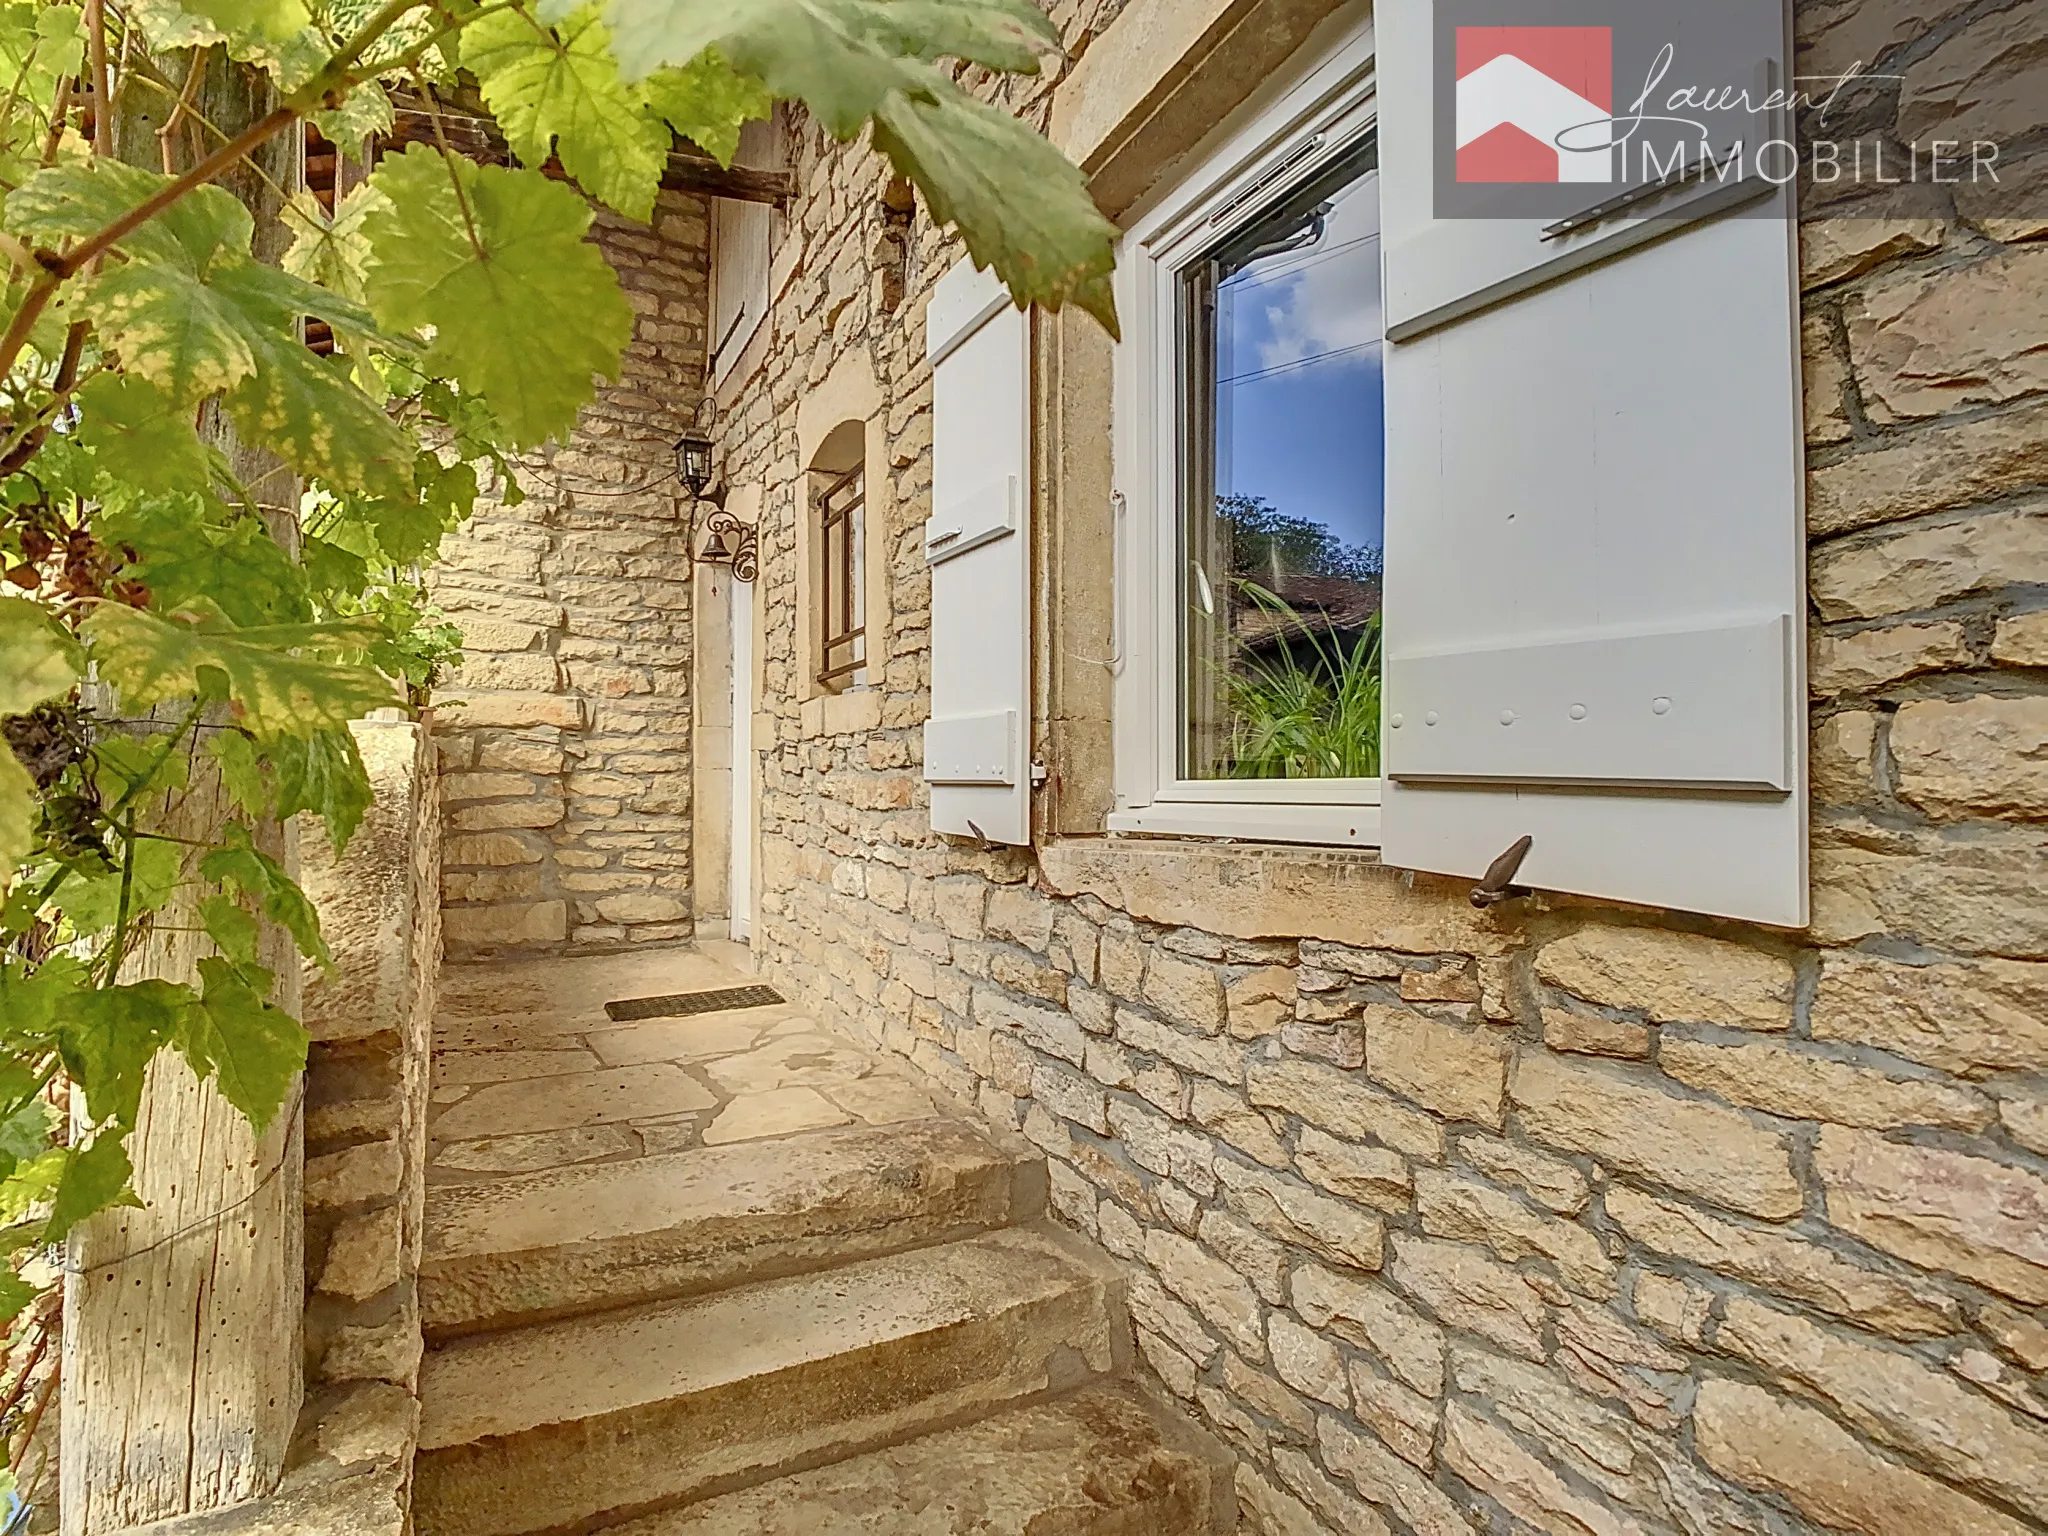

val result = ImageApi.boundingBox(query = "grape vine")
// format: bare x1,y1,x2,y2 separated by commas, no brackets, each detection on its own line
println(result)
0,0,1116,1362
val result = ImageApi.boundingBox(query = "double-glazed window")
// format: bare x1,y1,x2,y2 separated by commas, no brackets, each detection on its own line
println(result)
1113,36,1388,845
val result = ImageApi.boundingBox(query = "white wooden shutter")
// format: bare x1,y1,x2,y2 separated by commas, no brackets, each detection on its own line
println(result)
1376,1,1808,926
924,259,1032,845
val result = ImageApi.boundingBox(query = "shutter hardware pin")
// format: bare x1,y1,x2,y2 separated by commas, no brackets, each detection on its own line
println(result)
1470,835,1534,910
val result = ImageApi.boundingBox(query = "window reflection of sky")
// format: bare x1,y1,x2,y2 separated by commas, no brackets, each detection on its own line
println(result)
1213,168,1385,556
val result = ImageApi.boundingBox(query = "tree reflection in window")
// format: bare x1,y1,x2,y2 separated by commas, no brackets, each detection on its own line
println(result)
1179,138,1385,780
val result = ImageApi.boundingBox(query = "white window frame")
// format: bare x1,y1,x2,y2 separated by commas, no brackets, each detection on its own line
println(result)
1110,15,1385,848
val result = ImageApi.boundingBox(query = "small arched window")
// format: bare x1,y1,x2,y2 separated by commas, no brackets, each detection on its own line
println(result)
810,421,866,691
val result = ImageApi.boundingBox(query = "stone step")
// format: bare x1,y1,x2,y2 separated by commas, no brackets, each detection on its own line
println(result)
420,1116,1047,1340
412,1224,1131,1536
603,1382,1238,1535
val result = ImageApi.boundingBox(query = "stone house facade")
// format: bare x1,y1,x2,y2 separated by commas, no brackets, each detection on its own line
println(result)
432,0,2048,1531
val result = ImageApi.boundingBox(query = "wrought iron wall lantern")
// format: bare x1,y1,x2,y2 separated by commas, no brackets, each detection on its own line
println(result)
697,510,758,582
673,397,724,505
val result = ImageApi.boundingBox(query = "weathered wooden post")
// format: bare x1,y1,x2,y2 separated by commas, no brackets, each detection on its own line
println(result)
60,53,307,1536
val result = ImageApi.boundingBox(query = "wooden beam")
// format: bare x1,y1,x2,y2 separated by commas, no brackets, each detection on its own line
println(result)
661,151,791,205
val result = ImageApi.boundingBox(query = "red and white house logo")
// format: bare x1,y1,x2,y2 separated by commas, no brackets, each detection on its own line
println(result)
1455,27,1615,183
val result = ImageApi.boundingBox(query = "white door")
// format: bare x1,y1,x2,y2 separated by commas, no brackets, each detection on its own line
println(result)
728,574,756,943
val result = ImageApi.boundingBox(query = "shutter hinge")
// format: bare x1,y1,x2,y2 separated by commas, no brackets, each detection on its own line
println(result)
1030,762,1049,787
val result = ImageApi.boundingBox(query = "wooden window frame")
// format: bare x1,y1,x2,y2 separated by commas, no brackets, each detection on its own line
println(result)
815,463,867,689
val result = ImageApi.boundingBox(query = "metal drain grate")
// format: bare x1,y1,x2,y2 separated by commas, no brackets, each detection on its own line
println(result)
603,983,785,1023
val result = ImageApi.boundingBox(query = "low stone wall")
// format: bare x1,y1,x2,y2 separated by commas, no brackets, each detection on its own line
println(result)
286,714,440,1533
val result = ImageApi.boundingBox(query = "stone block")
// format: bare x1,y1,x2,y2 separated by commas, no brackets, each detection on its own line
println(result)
1814,1126,2048,1303
1227,965,1296,1040
443,868,542,904
1143,950,1226,1035
594,892,688,923
1811,710,1878,803
1605,1183,1957,1339
976,985,1089,1067
1214,1158,1384,1272
1659,1035,1993,1131
1441,1402,1634,1536
1992,610,2048,667
1716,1296,2048,1521
1291,1265,1443,1397
1197,1209,1288,1304
2002,1092,2048,1156
1030,1060,1109,1135
984,885,1054,951
1268,1448,1395,1536
307,1140,402,1210
444,832,544,867
1415,1169,1614,1297
1509,1052,1801,1219
1847,246,2048,421
443,901,569,947
1387,1233,1546,1360
1810,621,1970,694
1696,1377,2033,1536
1361,1007,1507,1127
1294,1128,1411,1211
1809,505,2048,621
320,1206,404,1301
932,876,986,939
1453,1134,1590,1215
1268,1312,1348,1408
1279,1019,1364,1068
1114,1006,1243,1084
1348,1364,1438,1469
1891,695,2048,819
1145,1226,1264,1359
441,771,539,804
1318,1413,1469,1536
441,692,586,730
452,653,560,692
1535,925,1792,1030
1810,818,2048,957
1248,1057,1443,1162
449,797,565,831
1809,951,2048,1075
1805,402,2048,537
1631,1272,1713,1347
1802,313,1853,444
1540,1009,1650,1059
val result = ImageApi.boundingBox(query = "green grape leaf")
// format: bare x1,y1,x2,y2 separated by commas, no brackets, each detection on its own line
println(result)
0,595,82,715
79,259,262,407
205,729,270,819
199,892,261,969
640,51,770,167
178,0,310,45
74,373,213,495
180,956,306,1128
596,0,1113,329
89,730,192,807
53,835,184,936
602,0,1051,105
220,326,413,497
463,5,671,221
269,726,371,855
0,1148,64,1227
9,162,252,271
363,145,634,448
360,452,473,564
132,517,311,628
0,1271,36,1325
200,821,330,967
81,600,397,742
45,1133,141,1240
0,1099,53,1170
55,979,190,1128
0,5,85,141
872,87,1116,335
0,750,33,877
282,183,384,305
312,78,394,159
0,956,87,1047
300,535,369,599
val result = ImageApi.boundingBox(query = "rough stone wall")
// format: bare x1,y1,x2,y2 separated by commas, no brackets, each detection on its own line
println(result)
716,4,2048,1535
429,192,710,958
293,715,440,1532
